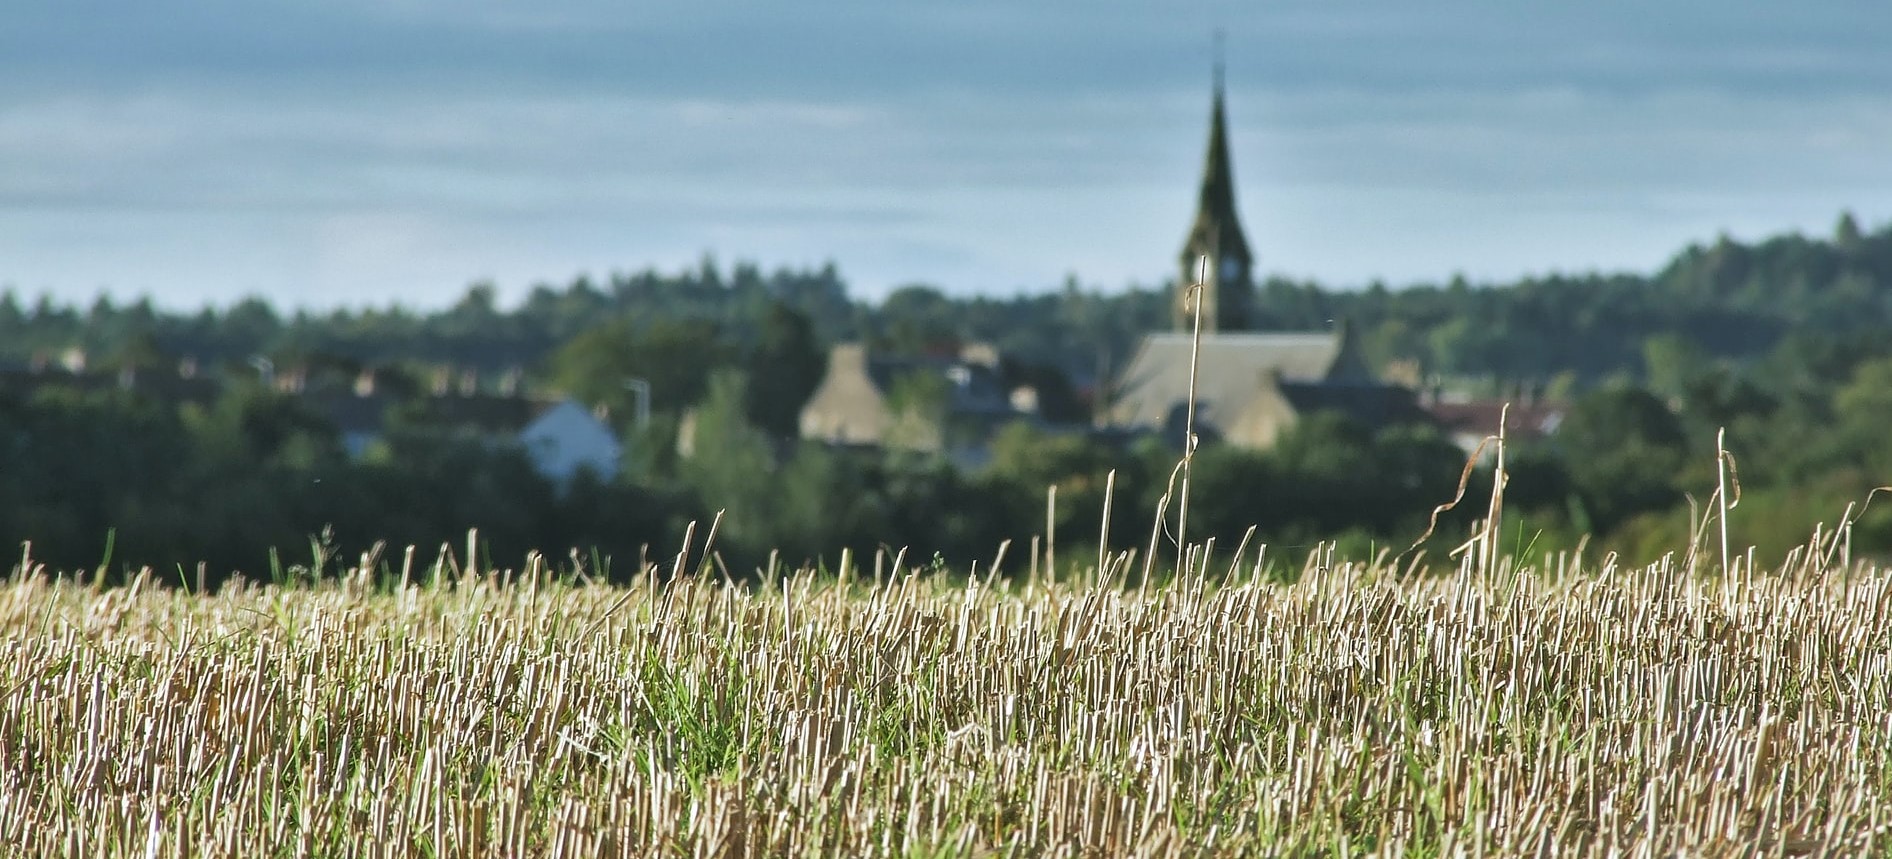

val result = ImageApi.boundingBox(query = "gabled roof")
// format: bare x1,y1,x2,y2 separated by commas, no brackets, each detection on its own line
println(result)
1105,330,1372,431
1277,382,1427,429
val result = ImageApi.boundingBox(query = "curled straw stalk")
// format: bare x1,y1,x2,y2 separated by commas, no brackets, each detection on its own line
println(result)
1393,405,1511,579
1142,256,1211,590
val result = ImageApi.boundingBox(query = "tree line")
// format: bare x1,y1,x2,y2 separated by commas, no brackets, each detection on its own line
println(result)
3,213,1891,580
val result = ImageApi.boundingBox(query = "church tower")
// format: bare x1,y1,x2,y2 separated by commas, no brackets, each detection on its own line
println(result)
1175,52,1254,332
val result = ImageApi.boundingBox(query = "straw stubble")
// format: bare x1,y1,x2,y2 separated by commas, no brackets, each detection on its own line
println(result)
0,555,1888,856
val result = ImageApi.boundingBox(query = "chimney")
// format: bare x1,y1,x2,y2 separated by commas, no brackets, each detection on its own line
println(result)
831,342,868,371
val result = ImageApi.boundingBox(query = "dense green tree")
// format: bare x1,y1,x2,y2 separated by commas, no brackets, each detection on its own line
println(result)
743,302,826,437
680,372,780,556
546,316,729,422
221,297,283,356
879,284,959,351
1836,211,1864,250
1555,387,1690,531
882,370,951,451
1832,357,1892,478
1640,333,1710,400
981,421,1143,560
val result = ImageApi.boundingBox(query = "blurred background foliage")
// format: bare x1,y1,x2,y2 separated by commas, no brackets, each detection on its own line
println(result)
5,216,1892,581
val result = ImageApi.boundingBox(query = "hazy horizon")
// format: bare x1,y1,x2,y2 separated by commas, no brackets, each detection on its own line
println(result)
5,1,1890,311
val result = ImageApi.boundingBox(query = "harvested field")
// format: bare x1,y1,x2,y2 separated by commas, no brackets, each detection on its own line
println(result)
1,551,1889,856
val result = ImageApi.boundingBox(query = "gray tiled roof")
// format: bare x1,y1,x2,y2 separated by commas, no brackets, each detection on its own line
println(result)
1105,331,1364,431
1277,382,1427,429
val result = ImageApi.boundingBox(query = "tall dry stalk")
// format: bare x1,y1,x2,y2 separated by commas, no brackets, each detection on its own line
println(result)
1175,255,1209,578
1480,403,1509,579
1045,484,1057,585
1716,427,1740,577
1098,469,1115,585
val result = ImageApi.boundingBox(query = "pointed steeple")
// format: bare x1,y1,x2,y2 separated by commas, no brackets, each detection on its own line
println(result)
1177,35,1255,333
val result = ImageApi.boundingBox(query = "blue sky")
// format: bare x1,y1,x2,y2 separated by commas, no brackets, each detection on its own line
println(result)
4,1,1890,309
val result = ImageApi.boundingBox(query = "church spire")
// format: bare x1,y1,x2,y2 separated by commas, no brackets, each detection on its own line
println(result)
1177,32,1255,332
1213,27,1225,93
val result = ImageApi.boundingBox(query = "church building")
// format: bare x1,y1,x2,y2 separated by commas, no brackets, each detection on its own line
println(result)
1102,64,1422,449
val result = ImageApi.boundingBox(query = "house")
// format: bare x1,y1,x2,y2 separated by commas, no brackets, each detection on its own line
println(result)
517,399,623,487
309,389,622,488
1100,69,1423,450
799,342,1029,464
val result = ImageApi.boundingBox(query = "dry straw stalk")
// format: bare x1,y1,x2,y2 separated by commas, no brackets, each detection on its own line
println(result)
0,546,1888,857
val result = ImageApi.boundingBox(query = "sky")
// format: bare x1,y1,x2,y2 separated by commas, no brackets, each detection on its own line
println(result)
3,1,1890,310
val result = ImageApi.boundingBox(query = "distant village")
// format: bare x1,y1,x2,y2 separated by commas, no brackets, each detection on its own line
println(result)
802,76,1569,466
2,76,1562,489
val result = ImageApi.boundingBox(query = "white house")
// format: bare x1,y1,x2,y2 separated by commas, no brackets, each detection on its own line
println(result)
518,399,622,487
309,391,622,490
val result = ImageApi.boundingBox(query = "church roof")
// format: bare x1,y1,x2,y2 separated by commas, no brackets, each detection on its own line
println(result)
1104,330,1371,431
